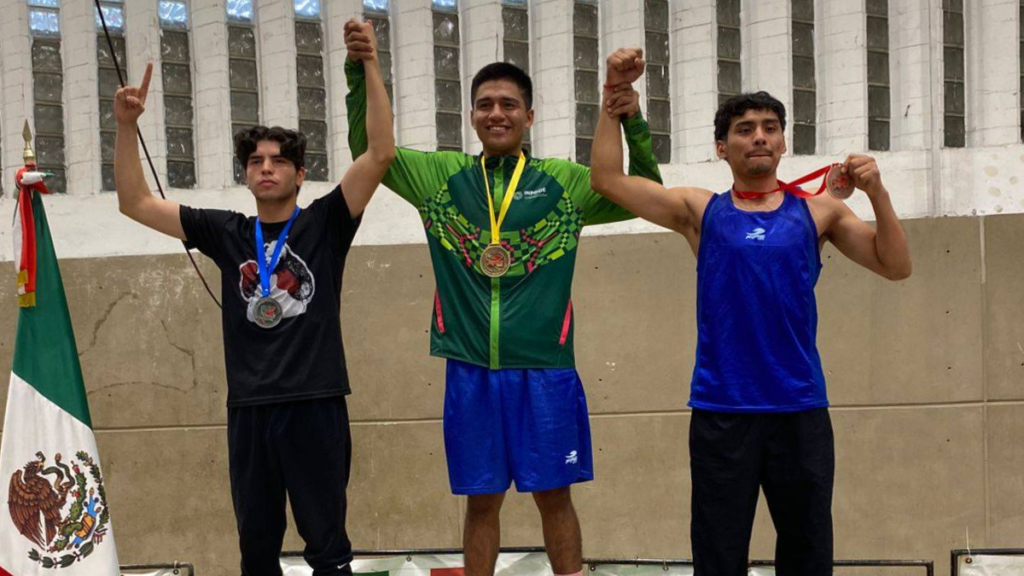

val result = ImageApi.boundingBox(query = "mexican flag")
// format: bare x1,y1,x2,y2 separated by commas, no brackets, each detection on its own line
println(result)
0,179,119,574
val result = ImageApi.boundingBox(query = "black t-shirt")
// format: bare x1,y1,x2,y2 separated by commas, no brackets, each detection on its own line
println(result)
180,186,360,407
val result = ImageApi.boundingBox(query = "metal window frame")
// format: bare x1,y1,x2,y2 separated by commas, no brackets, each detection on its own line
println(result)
228,15,260,183
573,0,600,164
866,0,890,151
717,0,742,103
295,15,329,181
279,550,933,576
121,562,196,576
31,39,66,191
363,6,393,107
160,5,197,188
645,0,671,163
943,0,965,148
433,3,462,151
951,548,1024,576
791,3,816,155
502,1,530,147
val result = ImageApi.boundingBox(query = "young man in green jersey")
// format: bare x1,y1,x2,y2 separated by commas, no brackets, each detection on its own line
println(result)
346,27,661,576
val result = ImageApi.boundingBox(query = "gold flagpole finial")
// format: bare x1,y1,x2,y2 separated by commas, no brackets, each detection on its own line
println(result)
22,120,36,165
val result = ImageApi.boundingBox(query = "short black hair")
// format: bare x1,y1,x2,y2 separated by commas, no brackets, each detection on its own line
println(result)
471,62,533,110
714,92,787,142
233,126,307,171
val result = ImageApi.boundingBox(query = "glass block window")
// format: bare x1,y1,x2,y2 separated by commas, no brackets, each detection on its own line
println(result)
717,0,741,108
363,0,393,107
160,0,196,188
97,0,126,192
228,2,259,183
295,1,329,181
792,0,816,155
158,0,188,28
95,0,124,34
573,0,599,165
28,0,61,38
29,0,66,193
645,0,670,163
502,0,530,150
943,0,965,148
433,0,462,151
227,0,253,22
294,0,320,19
867,0,890,151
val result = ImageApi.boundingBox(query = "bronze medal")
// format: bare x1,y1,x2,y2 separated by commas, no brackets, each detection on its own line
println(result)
826,163,854,199
253,296,284,329
480,244,511,278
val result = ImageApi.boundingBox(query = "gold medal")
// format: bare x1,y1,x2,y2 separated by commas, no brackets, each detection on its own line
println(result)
480,152,526,278
480,244,512,278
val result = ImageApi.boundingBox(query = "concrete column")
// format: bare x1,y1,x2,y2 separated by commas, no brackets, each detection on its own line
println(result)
257,0,298,129
126,0,165,188
325,0,362,176
675,0,717,163
393,0,438,150
966,0,1018,146
0,0,32,194
62,0,100,195
818,0,869,155
889,0,935,151
531,0,573,159
192,0,234,189
462,0,502,155
744,0,792,143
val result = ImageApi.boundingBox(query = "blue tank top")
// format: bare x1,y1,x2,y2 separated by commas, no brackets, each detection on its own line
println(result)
689,191,828,413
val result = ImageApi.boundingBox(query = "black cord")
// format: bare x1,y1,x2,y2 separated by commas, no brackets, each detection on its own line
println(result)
95,0,222,309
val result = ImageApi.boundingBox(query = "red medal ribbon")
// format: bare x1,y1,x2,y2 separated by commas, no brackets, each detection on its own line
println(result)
732,164,837,200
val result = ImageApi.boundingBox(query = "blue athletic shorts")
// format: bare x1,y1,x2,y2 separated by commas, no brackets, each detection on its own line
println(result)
443,359,594,495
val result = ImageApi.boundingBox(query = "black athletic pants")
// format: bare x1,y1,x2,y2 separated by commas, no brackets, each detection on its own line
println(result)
690,407,835,576
228,396,353,576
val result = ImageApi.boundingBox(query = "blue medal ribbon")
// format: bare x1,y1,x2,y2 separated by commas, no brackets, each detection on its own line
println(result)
254,207,301,298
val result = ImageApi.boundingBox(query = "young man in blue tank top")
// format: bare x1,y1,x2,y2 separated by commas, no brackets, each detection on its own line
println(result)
591,54,912,576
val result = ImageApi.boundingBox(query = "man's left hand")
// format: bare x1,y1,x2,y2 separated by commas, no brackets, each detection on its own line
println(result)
843,154,886,198
605,83,640,119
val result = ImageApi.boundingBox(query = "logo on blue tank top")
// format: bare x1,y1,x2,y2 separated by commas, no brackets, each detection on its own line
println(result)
745,227,766,241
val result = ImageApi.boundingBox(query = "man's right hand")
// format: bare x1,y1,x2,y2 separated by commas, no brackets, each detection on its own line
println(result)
606,47,645,87
114,62,152,127
344,18,378,62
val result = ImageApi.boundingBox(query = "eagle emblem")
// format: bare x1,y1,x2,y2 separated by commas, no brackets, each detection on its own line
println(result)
7,451,111,569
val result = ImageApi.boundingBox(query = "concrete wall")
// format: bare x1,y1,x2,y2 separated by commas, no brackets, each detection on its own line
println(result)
1,213,1022,575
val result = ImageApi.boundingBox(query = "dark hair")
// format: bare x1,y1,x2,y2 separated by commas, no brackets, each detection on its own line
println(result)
713,92,787,142
233,126,307,171
471,62,533,110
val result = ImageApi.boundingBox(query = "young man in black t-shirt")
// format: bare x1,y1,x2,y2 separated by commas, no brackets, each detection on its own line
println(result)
112,20,393,576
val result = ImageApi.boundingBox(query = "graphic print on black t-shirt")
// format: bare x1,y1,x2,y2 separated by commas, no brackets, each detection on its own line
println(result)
239,243,316,324
178,186,361,407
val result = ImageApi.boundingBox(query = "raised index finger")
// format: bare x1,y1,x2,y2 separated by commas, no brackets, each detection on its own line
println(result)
138,62,153,104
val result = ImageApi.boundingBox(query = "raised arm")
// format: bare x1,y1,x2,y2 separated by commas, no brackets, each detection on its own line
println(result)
114,63,185,240
589,52,701,234
344,22,453,207
339,19,395,217
824,155,912,280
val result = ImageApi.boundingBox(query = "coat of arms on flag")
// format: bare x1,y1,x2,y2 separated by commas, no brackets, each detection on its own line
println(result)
0,122,119,575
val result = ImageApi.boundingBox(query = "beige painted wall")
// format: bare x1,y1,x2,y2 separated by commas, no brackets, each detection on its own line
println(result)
1,214,1022,576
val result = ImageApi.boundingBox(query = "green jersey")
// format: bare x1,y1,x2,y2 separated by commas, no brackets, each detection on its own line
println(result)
346,60,662,369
